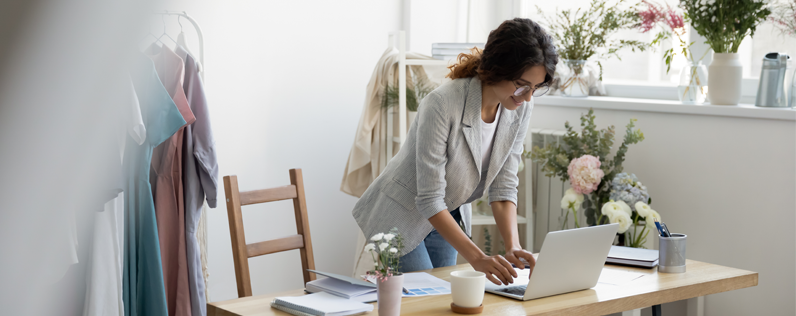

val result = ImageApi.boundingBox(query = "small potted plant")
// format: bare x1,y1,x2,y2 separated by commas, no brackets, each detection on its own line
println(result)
537,0,651,97
680,0,771,105
365,228,404,316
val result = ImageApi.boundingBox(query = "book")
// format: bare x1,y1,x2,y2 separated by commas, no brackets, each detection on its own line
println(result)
305,277,377,303
606,246,659,268
271,292,373,316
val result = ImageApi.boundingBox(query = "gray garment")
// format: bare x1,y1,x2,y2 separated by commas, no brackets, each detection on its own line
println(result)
352,76,532,256
177,46,218,316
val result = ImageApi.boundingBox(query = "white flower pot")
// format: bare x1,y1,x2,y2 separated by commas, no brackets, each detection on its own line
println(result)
708,53,743,105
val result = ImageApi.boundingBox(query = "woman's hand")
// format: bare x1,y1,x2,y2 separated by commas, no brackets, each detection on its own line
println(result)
470,254,518,285
505,248,536,279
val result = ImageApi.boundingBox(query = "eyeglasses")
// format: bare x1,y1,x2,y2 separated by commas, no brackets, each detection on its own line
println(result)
513,81,550,97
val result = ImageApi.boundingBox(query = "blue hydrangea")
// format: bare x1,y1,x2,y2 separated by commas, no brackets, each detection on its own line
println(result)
609,173,649,212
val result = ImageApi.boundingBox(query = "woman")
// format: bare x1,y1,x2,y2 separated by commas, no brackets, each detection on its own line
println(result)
352,18,558,286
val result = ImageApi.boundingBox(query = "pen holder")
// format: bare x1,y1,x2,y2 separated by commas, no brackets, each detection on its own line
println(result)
658,234,687,273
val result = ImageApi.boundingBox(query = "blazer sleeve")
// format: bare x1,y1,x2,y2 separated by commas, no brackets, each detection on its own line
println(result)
488,103,532,206
415,92,451,219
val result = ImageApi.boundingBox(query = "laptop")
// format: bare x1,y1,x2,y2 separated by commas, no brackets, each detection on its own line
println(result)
484,223,619,300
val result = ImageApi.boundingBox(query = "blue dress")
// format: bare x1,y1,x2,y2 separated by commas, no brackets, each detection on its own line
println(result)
124,54,187,316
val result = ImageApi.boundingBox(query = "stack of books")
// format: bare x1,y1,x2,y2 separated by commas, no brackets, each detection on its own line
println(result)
606,246,659,268
431,43,484,60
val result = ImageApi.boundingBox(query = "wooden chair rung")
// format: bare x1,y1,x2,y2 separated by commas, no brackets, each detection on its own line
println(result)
246,234,305,258
239,185,298,205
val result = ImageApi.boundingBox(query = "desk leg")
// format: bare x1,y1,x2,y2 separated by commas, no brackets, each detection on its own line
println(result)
687,296,705,316
652,305,662,316
621,309,641,316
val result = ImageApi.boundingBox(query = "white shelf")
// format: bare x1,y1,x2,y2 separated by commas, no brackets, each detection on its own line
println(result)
405,59,452,66
533,95,796,121
471,214,527,226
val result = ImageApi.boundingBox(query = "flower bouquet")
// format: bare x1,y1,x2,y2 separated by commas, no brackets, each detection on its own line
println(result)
365,228,404,316
537,0,651,96
636,1,710,103
527,109,647,237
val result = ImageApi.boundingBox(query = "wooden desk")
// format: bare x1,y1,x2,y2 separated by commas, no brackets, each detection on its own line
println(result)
208,259,757,316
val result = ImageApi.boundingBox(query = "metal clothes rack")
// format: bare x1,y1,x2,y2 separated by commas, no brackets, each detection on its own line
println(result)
151,10,211,301
153,11,205,80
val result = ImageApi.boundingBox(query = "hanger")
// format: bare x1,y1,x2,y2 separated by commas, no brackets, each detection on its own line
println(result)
155,13,178,48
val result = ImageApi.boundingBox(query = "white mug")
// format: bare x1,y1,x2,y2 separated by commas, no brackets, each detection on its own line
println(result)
450,270,485,308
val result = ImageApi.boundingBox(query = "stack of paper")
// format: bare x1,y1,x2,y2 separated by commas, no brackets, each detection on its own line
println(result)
271,292,373,316
606,246,659,268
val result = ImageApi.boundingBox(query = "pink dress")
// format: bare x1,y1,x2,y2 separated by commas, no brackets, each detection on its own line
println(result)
146,44,195,316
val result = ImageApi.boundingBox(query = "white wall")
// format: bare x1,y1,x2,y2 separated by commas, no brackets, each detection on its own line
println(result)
531,104,796,315
156,0,403,302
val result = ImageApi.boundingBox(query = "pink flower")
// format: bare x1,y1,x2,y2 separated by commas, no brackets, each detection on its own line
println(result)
567,155,605,194
637,0,684,33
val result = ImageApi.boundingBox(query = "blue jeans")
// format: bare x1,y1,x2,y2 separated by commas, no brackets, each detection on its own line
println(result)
398,208,462,273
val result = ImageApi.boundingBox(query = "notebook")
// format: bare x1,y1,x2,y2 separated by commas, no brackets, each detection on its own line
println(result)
605,246,659,268
305,277,377,302
271,292,373,316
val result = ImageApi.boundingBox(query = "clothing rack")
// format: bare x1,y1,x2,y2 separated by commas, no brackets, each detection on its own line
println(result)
150,10,212,303
153,11,205,80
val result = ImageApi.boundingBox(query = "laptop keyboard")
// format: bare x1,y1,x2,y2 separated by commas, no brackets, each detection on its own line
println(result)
495,285,528,296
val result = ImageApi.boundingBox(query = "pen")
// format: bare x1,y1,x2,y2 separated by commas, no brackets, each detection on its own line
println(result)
653,219,665,236
403,287,409,294
661,222,672,238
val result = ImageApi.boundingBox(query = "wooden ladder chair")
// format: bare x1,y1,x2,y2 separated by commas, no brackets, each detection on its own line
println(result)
223,169,316,298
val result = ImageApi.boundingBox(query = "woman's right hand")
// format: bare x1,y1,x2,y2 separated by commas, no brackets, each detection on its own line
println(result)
470,254,518,285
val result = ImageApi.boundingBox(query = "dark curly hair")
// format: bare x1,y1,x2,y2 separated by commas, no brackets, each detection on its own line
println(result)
447,18,558,87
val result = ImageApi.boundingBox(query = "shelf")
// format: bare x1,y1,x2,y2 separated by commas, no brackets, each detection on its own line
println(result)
533,95,796,121
405,59,451,66
471,214,527,226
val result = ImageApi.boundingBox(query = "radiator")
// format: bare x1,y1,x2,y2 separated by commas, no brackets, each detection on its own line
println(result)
527,128,582,252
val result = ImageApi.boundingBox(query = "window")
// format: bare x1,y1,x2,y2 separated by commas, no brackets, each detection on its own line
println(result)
517,0,796,100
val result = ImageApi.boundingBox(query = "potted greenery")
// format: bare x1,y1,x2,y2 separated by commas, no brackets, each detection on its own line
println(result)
537,0,651,97
680,0,771,105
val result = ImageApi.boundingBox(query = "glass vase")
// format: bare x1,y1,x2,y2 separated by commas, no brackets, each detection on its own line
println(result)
677,61,708,104
560,60,590,97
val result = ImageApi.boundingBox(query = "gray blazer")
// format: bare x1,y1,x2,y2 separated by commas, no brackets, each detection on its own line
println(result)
352,76,533,256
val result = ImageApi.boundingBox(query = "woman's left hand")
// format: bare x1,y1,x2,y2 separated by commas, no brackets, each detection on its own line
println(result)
504,247,536,278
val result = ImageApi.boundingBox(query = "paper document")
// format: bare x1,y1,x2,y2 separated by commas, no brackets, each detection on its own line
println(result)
362,272,452,297
597,269,646,286
273,292,373,316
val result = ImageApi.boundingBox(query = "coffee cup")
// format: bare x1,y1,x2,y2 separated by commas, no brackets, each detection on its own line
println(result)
450,270,485,308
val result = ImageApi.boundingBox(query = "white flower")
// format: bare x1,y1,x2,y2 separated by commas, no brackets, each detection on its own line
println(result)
390,248,398,254
379,242,389,251
635,202,652,218
645,210,662,230
560,188,584,210
609,210,633,233
616,200,632,217
374,262,379,266
370,233,384,241
601,201,623,220
364,244,376,252
383,234,395,242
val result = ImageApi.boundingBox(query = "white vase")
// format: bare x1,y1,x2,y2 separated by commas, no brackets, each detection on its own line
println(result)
708,53,743,105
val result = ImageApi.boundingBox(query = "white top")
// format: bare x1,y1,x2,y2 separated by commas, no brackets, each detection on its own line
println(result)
480,104,502,170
